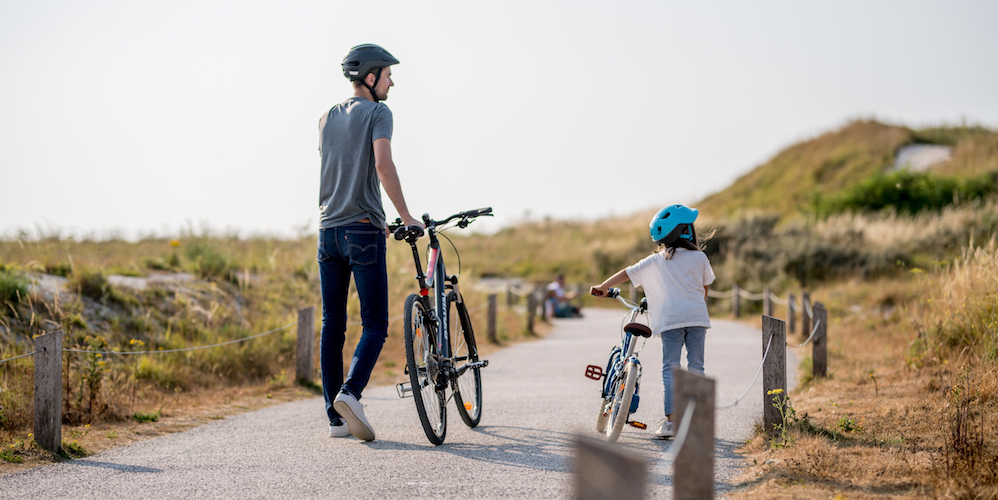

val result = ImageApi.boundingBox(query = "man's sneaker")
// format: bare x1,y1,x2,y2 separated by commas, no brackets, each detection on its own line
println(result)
333,392,375,441
653,418,674,439
329,418,351,438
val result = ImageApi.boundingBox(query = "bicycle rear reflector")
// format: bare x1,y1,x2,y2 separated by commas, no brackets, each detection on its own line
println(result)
585,365,604,380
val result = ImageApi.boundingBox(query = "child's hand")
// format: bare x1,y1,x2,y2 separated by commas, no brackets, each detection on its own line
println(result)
590,285,607,297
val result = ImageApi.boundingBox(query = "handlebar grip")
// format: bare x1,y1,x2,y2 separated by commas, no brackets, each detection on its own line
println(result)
393,225,424,241
590,287,620,298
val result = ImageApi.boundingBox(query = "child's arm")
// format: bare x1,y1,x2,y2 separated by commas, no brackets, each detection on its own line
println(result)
704,285,709,299
590,269,630,297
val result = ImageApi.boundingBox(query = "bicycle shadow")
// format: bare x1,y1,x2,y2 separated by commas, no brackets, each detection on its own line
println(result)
368,424,581,472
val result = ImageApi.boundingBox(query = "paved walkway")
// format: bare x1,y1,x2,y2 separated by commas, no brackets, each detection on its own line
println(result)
0,308,796,499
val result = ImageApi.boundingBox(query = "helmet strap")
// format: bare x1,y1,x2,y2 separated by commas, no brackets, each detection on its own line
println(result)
363,67,384,102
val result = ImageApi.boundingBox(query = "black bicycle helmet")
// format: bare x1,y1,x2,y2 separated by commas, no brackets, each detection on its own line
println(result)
341,44,399,102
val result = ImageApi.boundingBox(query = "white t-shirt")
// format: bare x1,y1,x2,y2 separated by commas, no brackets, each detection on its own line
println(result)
625,248,716,335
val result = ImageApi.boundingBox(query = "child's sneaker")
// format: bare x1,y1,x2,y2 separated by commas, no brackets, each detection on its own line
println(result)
653,418,674,439
329,418,351,438
333,392,375,441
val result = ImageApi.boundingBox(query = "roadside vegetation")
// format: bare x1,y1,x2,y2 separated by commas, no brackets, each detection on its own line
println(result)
2,119,997,497
0,231,531,469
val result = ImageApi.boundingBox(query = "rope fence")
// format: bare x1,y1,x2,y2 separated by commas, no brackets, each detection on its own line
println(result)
63,322,296,356
717,331,775,411
0,350,38,365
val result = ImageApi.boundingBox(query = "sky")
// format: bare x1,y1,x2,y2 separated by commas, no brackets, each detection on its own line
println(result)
2,0,997,240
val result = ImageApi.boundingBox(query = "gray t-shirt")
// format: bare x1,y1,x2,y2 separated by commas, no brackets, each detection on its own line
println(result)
318,97,393,229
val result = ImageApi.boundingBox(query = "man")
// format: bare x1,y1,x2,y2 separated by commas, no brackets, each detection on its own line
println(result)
317,44,421,441
547,275,581,318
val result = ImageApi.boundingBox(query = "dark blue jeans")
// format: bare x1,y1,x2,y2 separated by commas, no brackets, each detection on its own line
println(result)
317,223,388,422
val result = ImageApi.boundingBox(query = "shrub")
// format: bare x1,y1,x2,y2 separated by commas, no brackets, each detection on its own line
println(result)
0,270,29,311
819,170,998,216
70,267,110,301
185,241,233,281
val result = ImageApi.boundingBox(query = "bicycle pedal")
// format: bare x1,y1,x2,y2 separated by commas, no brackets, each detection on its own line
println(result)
628,421,647,430
396,382,413,399
585,365,604,380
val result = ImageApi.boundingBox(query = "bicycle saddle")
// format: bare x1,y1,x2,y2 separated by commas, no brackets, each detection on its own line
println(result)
624,323,652,338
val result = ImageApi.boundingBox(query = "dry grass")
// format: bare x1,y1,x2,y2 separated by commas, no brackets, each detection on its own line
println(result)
728,242,998,499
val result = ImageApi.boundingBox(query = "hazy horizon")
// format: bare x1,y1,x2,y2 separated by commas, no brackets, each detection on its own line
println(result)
3,1,997,241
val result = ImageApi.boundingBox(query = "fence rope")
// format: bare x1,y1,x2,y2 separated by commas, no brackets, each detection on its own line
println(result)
65,322,295,356
717,331,775,411
804,299,814,318
737,289,766,301
0,351,38,365
769,294,787,306
705,288,731,299
669,399,697,455
786,319,822,348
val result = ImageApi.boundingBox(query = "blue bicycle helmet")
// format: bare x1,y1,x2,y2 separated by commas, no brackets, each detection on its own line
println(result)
649,204,698,244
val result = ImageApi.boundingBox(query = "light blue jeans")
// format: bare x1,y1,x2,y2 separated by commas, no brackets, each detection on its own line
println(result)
661,326,707,417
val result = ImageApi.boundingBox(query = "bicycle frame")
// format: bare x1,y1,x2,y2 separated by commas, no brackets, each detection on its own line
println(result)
603,294,647,398
391,208,492,379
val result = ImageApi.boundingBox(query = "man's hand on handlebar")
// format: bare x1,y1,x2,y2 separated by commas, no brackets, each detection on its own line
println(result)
386,217,424,239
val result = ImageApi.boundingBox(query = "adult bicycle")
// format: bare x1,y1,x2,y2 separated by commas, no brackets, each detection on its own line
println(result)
389,208,492,445
585,287,651,443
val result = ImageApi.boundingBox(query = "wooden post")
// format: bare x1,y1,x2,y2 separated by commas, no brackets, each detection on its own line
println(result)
763,288,773,317
732,283,740,318
762,315,787,436
801,292,811,337
813,302,828,379
295,307,315,383
526,292,537,335
34,330,63,452
506,289,514,308
787,293,796,335
574,437,647,500
673,369,716,500
487,294,498,343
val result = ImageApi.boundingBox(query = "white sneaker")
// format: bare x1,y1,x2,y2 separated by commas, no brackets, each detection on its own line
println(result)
653,419,674,439
333,392,375,442
329,418,351,438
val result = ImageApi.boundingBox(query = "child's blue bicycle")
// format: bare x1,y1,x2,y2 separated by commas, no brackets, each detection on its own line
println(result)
585,287,652,443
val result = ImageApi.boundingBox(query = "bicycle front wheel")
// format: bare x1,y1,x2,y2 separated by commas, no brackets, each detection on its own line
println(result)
605,361,637,443
448,291,482,427
404,294,446,445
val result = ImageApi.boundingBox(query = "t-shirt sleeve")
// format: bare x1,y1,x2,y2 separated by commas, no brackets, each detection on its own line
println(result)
372,105,393,142
625,256,649,289
701,253,716,286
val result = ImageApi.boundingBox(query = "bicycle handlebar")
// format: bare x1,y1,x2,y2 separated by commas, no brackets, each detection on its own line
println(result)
388,207,493,241
591,287,647,313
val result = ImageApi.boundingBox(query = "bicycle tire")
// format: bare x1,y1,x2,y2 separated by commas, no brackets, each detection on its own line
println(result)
605,361,637,443
596,401,609,433
447,291,482,427
404,293,447,445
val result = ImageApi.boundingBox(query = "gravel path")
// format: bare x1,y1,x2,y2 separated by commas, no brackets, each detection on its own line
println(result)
0,308,796,499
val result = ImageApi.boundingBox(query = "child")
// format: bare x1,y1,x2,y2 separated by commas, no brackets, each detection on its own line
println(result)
590,204,715,439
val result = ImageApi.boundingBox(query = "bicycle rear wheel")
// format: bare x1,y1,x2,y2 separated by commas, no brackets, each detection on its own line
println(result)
605,361,637,443
404,294,446,445
447,291,482,427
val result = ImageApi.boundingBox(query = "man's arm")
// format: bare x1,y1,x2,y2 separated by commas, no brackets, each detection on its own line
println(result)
373,137,421,228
